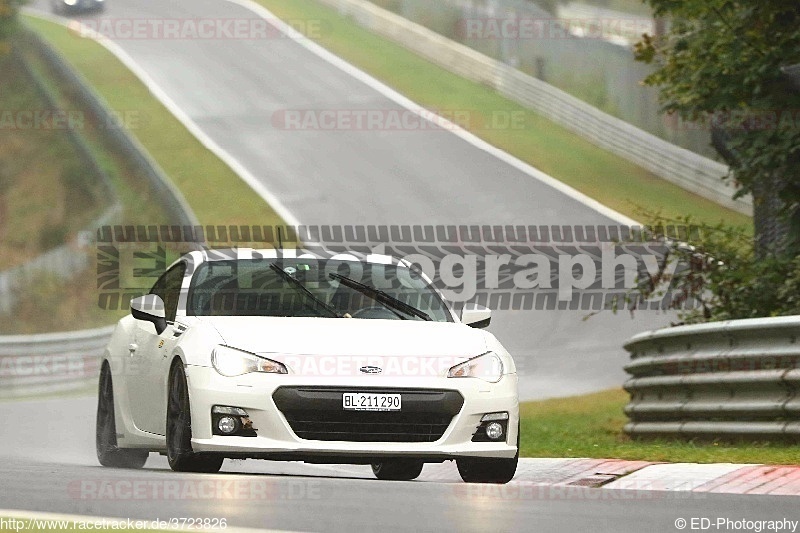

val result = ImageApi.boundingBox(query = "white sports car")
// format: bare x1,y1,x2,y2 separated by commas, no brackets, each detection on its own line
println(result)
97,249,519,483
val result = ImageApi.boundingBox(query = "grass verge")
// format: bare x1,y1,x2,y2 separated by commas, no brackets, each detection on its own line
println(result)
0,53,105,269
520,389,800,464
23,14,285,228
1,16,292,333
257,0,750,227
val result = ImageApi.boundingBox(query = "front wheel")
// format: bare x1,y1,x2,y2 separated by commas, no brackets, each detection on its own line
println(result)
457,422,519,484
96,363,149,469
456,456,518,484
166,363,224,473
371,459,424,481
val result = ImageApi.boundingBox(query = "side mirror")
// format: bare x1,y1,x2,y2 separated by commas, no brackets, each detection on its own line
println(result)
131,294,167,335
461,305,491,329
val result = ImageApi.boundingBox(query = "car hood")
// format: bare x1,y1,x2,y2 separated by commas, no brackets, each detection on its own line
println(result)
202,316,488,358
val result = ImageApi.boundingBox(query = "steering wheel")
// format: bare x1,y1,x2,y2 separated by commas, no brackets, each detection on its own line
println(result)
350,306,403,320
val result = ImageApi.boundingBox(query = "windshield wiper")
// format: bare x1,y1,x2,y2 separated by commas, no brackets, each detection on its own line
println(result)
269,263,342,318
328,273,432,321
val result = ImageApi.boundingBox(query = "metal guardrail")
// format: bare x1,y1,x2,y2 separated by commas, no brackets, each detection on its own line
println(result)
624,316,800,438
318,0,750,215
0,326,114,399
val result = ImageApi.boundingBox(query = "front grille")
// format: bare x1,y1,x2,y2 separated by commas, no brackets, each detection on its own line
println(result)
282,411,452,442
273,387,464,443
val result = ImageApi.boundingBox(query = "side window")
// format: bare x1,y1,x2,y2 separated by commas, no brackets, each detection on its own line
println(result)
149,263,186,323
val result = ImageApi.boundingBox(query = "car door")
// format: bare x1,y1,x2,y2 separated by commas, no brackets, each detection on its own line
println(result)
127,262,187,435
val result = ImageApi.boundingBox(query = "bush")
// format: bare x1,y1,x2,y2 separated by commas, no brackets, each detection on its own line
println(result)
629,213,800,324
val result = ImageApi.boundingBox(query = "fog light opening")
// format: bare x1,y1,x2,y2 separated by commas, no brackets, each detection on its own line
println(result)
485,421,504,440
212,406,257,437
217,415,240,435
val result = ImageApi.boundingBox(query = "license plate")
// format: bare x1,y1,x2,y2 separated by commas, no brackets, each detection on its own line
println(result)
342,393,401,411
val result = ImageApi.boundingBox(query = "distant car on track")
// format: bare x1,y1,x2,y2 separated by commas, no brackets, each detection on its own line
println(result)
97,249,519,483
50,0,105,14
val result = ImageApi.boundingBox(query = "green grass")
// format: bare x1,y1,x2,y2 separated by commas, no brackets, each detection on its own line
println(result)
23,15,285,228
15,36,169,228
0,54,105,269
257,0,749,227
0,16,293,333
520,389,800,464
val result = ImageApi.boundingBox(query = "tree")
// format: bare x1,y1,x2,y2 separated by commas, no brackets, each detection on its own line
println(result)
635,0,800,254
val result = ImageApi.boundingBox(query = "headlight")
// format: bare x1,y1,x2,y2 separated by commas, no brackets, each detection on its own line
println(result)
447,352,503,383
211,345,287,377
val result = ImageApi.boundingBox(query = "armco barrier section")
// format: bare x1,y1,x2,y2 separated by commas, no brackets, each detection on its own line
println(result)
317,0,750,214
0,326,114,399
624,316,800,438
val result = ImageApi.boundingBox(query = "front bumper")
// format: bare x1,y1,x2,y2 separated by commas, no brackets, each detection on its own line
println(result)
185,365,519,461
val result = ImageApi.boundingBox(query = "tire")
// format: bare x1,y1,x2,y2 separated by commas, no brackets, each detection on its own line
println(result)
371,459,424,481
166,363,224,473
456,456,518,484
456,423,519,484
96,363,149,469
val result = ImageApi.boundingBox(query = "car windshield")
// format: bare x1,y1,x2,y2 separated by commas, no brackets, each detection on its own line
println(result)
187,258,452,322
